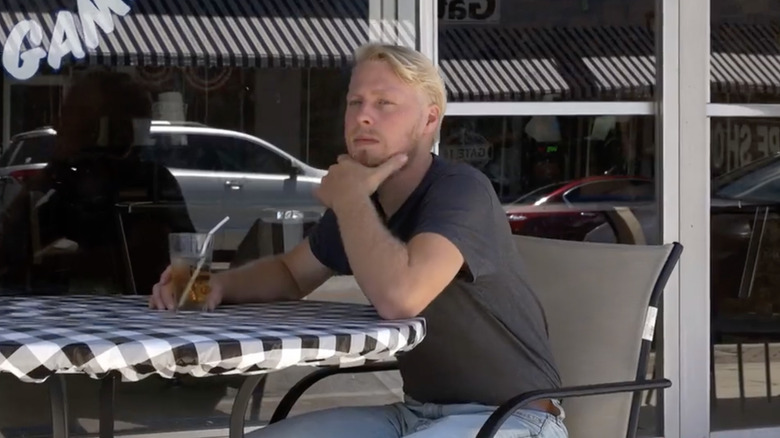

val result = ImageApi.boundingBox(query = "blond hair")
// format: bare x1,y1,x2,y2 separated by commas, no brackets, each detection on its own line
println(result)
354,43,447,136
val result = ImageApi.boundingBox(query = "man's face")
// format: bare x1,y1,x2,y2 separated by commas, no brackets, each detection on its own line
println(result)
344,60,439,167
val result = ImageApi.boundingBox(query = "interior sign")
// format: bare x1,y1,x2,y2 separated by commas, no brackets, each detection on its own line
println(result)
439,0,500,23
712,119,780,173
442,128,493,165
444,144,493,162
2,0,131,80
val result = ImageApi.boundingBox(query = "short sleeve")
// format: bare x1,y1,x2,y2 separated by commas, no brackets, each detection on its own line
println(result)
307,209,352,275
412,170,500,281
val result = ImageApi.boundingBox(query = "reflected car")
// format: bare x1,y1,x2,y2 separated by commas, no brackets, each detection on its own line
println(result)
503,176,655,241
585,154,780,309
0,122,327,253
708,154,780,323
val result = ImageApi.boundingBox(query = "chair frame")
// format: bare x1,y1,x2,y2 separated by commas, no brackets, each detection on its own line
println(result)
229,240,683,438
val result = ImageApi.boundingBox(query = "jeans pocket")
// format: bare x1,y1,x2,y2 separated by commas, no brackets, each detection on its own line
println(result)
509,409,549,434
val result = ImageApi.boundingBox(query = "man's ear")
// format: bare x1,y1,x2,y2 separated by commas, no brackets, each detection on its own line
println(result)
424,105,441,135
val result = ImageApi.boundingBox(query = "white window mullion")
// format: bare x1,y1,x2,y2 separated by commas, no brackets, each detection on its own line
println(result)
445,101,655,116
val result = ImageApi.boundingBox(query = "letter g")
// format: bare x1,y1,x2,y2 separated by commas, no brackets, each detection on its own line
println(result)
3,20,47,80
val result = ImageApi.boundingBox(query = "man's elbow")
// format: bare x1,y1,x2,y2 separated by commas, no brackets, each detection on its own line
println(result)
375,303,421,320
373,286,427,320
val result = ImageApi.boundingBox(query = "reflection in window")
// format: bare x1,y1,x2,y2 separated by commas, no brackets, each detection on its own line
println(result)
711,0,780,104
508,182,568,205
440,116,656,204
714,155,780,203
0,0,419,436
710,116,780,432
444,115,659,252
563,179,655,204
438,1,657,102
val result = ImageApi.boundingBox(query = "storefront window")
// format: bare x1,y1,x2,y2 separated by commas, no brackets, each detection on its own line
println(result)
710,117,780,431
710,1,780,432
0,0,417,435
440,114,661,434
711,0,780,104
439,2,663,435
438,0,657,102
441,114,658,241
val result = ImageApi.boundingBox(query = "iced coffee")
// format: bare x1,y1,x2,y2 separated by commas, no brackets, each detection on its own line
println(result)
168,233,214,311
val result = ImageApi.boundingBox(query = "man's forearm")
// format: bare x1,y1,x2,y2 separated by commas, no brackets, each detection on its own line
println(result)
333,197,412,317
215,256,303,304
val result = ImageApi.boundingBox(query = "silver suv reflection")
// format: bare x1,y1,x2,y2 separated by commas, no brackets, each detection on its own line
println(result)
0,121,327,252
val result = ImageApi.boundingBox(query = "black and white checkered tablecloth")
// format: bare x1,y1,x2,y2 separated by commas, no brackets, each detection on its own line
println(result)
0,295,426,383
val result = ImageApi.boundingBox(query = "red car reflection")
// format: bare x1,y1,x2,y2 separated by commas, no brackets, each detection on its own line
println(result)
503,176,655,241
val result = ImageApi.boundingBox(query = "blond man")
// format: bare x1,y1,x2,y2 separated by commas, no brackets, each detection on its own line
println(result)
150,43,568,438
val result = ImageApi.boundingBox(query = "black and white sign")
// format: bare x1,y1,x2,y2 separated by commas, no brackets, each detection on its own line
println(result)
438,0,500,24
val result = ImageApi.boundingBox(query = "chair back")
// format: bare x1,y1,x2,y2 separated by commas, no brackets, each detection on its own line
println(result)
513,235,681,438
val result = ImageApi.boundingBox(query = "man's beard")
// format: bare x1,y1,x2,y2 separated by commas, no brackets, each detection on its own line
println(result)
354,140,418,169
351,124,422,168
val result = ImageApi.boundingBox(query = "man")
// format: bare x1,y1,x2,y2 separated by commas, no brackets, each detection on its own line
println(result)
149,43,567,438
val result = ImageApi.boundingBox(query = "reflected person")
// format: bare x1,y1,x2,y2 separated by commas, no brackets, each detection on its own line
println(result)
0,71,193,295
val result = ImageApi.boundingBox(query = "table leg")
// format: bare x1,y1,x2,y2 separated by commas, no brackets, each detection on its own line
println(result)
100,373,116,438
229,375,267,438
49,375,69,438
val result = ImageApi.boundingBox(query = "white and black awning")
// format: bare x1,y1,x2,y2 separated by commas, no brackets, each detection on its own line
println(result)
2,1,780,100
439,25,656,101
440,23,780,101
710,23,780,97
0,0,415,68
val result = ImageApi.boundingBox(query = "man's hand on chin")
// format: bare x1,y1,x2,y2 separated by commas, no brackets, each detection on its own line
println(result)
315,153,408,210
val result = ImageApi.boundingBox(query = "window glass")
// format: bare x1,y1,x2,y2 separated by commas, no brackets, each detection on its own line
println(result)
508,182,568,205
145,133,222,171
711,0,780,103
438,0,657,102
563,179,654,204
0,1,418,436
442,114,661,436
2,135,55,167
216,137,291,174
710,117,780,432
714,155,780,203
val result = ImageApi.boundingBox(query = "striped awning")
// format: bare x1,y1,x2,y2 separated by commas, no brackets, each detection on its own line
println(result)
440,23,780,102
3,1,780,100
439,25,656,101
0,0,415,68
711,23,780,97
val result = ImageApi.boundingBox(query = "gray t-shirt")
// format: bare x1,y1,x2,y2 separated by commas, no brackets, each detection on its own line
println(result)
308,153,561,406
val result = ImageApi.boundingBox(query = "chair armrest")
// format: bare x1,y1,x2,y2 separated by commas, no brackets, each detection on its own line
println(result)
476,378,672,438
269,360,399,424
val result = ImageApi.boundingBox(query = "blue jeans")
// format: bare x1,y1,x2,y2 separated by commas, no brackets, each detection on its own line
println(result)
248,398,568,438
